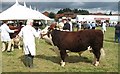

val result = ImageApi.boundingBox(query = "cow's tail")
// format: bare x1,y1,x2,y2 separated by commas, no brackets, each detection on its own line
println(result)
100,48,105,58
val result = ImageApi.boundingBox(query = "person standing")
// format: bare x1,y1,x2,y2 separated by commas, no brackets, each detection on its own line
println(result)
114,22,120,43
83,21,90,29
63,19,70,31
102,21,107,34
91,22,96,29
68,18,73,31
18,19,40,68
0,20,18,52
57,17,66,31
76,21,81,31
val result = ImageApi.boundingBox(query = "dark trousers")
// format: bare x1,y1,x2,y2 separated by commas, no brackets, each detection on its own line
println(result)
115,33,120,43
92,27,95,29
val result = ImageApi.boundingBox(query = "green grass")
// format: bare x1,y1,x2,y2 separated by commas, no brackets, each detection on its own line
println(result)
1,27,119,72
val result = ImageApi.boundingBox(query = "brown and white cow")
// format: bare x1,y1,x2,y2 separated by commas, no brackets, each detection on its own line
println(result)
49,29,105,67
9,25,23,51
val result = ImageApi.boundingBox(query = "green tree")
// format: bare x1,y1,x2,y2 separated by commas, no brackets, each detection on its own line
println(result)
48,12,55,18
57,9,64,14
63,8,72,12
79,10,89,15
109,11,112,15
73,9,79,13
56,8,89,15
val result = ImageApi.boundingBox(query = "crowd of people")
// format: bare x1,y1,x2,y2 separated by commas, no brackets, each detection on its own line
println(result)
56,17,108,34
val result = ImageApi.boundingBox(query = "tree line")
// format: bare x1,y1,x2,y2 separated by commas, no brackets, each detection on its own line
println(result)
57,8,89,14
48,8,113,19
48,8,89,19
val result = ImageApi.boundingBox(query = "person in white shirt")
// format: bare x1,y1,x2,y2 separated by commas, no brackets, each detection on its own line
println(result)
18,19,40,68
0,20,18,52
57,19,65,31
102,21,107,34
76,21,82,31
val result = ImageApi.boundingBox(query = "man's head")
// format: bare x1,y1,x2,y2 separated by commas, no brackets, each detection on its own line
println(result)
26,19,34,26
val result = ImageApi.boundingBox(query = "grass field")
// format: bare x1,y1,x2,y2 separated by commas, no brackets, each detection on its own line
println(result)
1,27,119,72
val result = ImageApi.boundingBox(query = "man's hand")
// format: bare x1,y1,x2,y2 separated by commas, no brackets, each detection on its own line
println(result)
14,29,19,32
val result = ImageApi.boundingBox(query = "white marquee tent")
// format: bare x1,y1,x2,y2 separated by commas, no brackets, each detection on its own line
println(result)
76,15,119,23
0,1,51,20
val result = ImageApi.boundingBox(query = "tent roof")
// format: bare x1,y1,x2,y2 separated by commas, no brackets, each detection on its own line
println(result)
0,2,51,20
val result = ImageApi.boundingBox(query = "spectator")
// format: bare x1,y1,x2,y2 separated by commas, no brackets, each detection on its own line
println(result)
76,21,81,31
102,21,107,34
83,21,90,29
63,19,70,31
57,17,66,30
68,18,73,31
91,22,96,29
114,22,120,43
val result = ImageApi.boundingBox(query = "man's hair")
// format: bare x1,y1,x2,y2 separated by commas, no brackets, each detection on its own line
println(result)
26,19,33,25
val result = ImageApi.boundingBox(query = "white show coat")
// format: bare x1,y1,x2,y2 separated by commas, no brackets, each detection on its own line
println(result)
69,21,73,31
0,23,14,42
19,25,39,56
102,23,106,31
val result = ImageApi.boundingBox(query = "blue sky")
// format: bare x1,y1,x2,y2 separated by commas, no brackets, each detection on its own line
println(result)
0,0,119,14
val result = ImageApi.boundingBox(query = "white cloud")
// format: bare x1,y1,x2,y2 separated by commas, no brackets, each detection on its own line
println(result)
86,8,118,14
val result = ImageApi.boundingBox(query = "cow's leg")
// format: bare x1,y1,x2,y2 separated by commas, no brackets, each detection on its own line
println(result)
2,42,6,52
87,46,93,53
92,55,97,65
7,40,12,52
66,50,70,56
11,39,14,51
60,50,66,67
92,49,101,66
18,41,21,49
78,51,84,57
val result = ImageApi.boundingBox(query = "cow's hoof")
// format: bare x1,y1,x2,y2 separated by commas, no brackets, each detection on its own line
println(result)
94,61,99,66
60,61,65,67
66,53,69,56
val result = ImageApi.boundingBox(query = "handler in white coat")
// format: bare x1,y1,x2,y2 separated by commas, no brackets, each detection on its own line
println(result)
18,19,40,68
0,20,18,52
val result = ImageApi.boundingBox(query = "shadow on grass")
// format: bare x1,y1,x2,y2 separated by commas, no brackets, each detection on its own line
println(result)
104,36,115,43
104,39,115,43
35,54,92,65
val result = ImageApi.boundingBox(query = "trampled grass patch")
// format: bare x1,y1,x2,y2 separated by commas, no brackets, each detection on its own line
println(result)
1,27,119,72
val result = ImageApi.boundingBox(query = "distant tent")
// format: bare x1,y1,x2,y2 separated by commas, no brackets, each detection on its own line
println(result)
76,15,118,22
0,1,51,20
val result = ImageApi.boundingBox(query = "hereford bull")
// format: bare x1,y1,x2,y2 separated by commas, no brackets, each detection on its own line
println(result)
49,29,105,67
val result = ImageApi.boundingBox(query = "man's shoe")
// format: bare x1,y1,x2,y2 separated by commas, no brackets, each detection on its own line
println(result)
28,56,33,68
